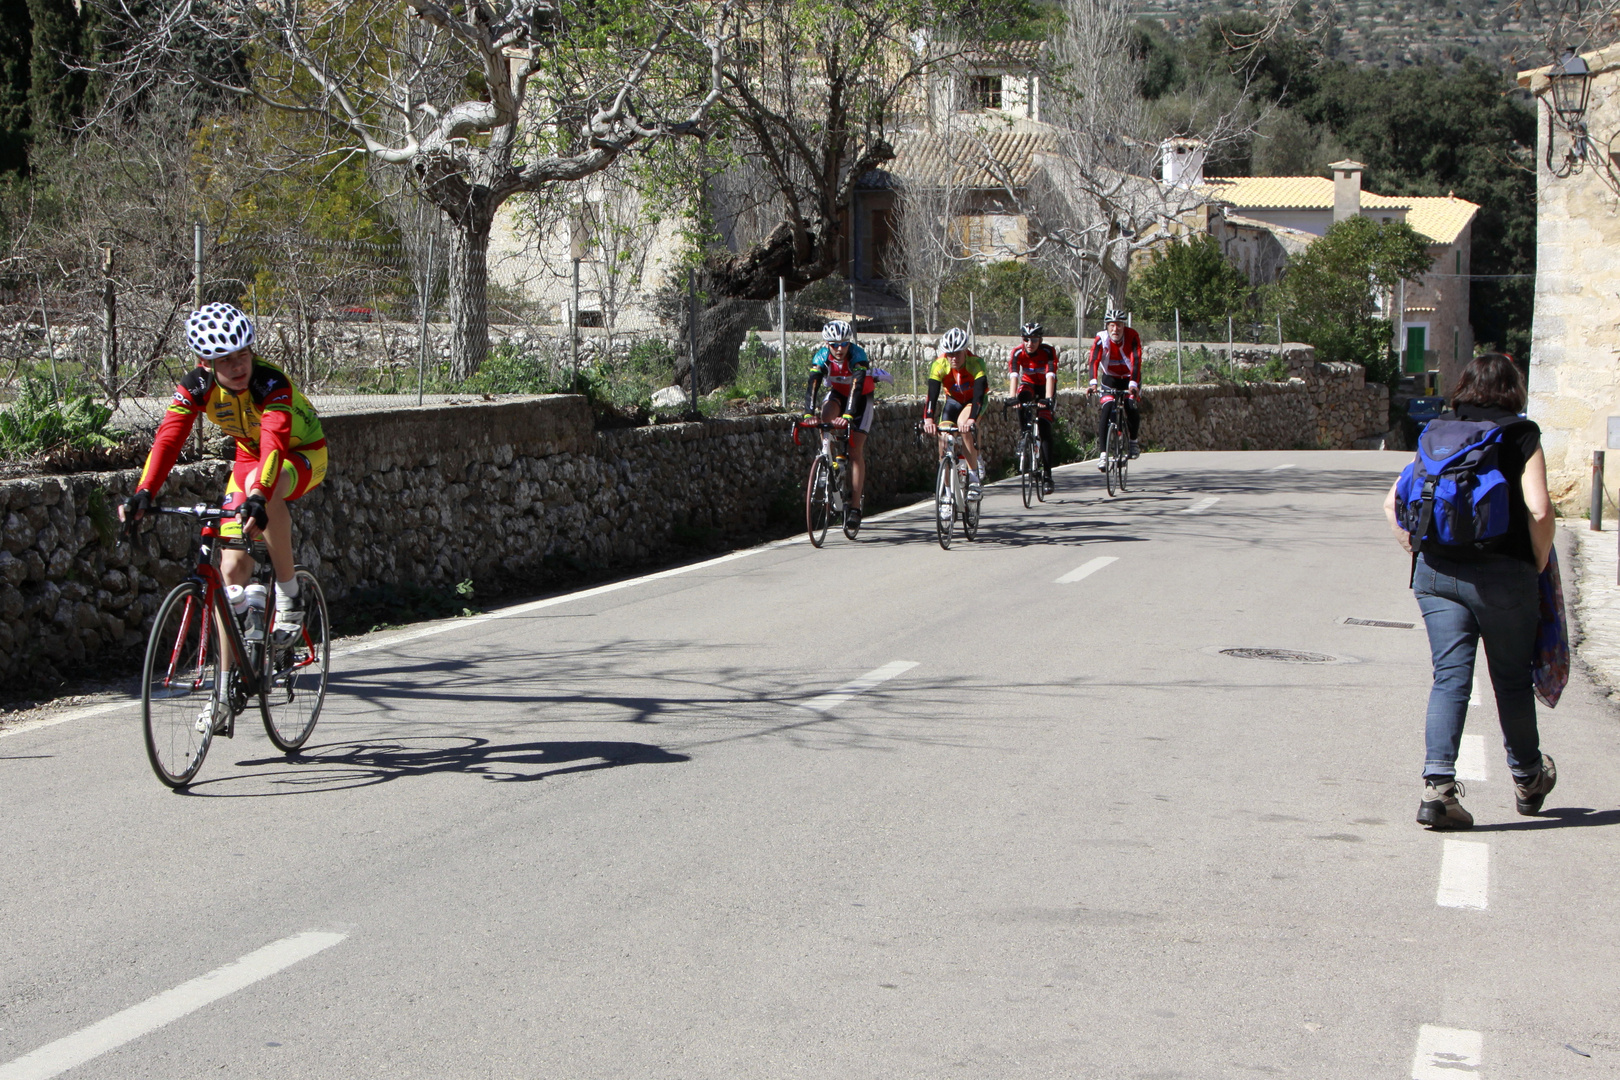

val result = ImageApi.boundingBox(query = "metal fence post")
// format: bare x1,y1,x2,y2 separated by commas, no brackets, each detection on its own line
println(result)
687,269,699,416
1593,450,1606,531
192,222,204,311
417,230,435,407
1175,308,1183,385
1019,295,1024,332
1276,313,1282,351
100,244,117,401
779,276,787,409
968,291,974,350
570,257,581,385
909,287,917,397
1075,294,1083,388
1227,315,1234,371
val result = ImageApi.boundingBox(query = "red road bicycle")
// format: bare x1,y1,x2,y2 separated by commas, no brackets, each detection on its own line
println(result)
794,419,858,547
134,504,330,788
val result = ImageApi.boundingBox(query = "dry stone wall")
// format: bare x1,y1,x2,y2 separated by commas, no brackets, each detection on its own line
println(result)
0,350,1385,690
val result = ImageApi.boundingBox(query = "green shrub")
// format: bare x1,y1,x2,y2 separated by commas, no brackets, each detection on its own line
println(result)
0,375,125,457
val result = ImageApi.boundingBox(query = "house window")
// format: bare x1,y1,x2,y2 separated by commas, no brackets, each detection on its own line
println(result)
971,76,1002,110
1455,249,1461,275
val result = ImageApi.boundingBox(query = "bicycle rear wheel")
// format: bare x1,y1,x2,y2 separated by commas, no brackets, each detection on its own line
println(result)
261,569,330,753
805,456,831,548
964,477,981,540
935,457,955,550
142,581,220,788
1118,441,1130,491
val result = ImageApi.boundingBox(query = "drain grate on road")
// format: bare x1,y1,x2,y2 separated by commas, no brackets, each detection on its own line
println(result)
1220,648,1341,664
1342,617,1416,630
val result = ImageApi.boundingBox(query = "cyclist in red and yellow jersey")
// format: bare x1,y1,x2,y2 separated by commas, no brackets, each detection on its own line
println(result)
923,327,989,500
122,304,327,632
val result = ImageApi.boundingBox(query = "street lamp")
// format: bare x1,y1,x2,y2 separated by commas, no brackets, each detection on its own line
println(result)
1546,48,1593,176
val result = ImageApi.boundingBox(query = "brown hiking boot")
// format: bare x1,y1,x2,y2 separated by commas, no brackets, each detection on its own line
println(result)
1417,778,1474,830
1514,754,1557,815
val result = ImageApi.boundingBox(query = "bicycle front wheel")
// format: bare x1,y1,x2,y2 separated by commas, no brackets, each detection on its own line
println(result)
1105,425,1120,497
142,581,220,788
806,456,831,548
935,457,955,550
1020,441,1035,509
1035,437,1049,503
260,569,330,753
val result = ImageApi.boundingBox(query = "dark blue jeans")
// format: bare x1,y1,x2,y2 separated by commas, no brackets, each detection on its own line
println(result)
1412,551,1542,780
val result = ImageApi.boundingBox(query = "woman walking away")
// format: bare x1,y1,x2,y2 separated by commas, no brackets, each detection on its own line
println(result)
1384,353,1558,829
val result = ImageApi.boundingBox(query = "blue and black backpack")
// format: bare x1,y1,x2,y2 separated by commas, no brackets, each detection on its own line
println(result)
1394,417,1514,552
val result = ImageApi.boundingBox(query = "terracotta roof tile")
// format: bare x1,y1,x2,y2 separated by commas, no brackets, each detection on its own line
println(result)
882,130,1058,189
1202,176,1479,244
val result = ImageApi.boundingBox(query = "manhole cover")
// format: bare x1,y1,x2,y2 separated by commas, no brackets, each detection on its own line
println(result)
1220,648,1340,664
1343,617,1416,629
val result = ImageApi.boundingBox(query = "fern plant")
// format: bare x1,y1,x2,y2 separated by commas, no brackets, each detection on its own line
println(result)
0,375,124,457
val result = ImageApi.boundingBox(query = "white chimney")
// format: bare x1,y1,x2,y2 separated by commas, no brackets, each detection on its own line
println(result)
1331,159,1364,224
1161,138,1207,188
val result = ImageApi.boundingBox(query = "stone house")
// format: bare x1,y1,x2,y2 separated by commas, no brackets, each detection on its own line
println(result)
1519,43,1620,510
1199,162,1479,389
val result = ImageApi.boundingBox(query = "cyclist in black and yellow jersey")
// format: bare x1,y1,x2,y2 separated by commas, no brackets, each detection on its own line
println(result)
121,304,326,635
922,327,989,500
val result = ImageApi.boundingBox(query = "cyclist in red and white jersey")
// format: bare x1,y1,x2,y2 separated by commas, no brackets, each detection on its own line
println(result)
1088,307,1142,466
803,319,874,533
1008,321,1058,494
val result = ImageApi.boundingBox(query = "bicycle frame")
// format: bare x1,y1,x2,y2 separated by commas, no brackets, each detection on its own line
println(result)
155,506,265,706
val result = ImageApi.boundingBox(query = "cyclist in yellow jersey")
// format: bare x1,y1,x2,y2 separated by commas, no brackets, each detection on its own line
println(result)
922,327,989,499
121,304,327,634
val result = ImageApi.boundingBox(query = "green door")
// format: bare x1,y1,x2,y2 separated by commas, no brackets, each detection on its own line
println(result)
1405,326,1427,374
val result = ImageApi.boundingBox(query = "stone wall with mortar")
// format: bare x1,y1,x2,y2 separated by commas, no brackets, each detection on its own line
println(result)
0,353,1384,690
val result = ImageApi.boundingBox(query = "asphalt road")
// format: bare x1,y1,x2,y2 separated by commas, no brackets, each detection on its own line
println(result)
4,450,1618,1079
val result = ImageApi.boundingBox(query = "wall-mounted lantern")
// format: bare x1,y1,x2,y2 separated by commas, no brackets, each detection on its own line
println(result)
1546,48,1594,176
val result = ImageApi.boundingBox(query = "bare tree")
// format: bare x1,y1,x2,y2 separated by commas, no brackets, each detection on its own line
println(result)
882,124,969,336
969,0,1277,309
673,0,991,386
93,0,731,377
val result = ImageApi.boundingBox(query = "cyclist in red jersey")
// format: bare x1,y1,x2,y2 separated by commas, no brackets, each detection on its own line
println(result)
1008,321,1058,494
1089,307,1142,466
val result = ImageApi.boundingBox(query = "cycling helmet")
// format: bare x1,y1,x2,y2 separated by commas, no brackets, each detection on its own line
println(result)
822,319,854,344
939,327,970,353
1103,307,1129,325
1021,321,1044,339
185,303,255,358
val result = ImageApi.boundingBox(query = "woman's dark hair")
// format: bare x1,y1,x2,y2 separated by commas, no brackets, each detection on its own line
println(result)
1450,352,1526,413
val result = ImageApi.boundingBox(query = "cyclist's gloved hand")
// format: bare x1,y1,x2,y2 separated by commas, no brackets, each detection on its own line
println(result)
1088,378,1099,392
238,493,269,535
802,412,815,422
841,413,856,427
1127,380,1139,394
120,489,152,537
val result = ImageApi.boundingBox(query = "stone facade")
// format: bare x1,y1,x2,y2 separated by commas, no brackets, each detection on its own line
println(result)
0,350,1385,690
1522,44,1620,513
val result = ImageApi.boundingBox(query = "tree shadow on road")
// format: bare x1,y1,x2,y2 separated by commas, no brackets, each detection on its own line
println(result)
174,736,691,797
1469,807,1620,831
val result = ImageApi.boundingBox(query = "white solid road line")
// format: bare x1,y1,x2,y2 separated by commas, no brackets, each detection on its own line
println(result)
1436,839,1489,910
801,661,919,714
1455,734,1488,782
0,930,347,1080
1265,463,1297,472
1410,1024,1483,1080
1056,556,1118,584
1182,496,1220,513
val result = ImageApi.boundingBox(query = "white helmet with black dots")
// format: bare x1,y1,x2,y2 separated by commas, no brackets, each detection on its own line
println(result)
185,303,256,359
822,319,854,344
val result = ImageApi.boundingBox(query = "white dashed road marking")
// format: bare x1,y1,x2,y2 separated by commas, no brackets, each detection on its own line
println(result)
0,930,348,1080
1056,556,1118,584
1410,1024,1483,1079
1456,734,1488,782
1436,839,1489,909
1182,497,1220,514
801,661,919,714
1265,464,1296,472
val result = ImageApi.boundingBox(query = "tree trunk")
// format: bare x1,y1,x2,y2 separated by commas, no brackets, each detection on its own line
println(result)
671,296,762,394
446,210,494,380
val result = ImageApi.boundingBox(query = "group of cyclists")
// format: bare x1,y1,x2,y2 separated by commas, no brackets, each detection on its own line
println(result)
803,308,1145,534
117,301,1149,592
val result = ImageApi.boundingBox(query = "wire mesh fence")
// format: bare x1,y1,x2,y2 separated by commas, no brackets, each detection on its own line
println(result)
0,224,1298,465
